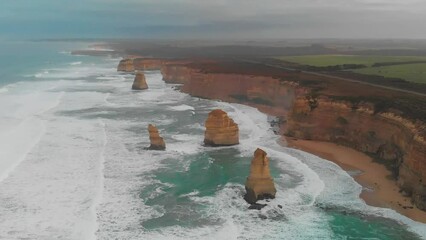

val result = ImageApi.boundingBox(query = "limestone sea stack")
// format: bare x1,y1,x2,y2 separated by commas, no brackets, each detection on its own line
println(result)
117,58,134,72
204,109,239,146
148,124,166,150
244,148,277,204
132,72,148,90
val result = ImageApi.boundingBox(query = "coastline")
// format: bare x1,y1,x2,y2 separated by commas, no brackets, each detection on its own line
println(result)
110,52,426,226
285,137,426,223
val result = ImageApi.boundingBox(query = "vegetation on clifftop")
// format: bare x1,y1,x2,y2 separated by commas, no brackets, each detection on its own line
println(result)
230,94,274,106
327,95,426,122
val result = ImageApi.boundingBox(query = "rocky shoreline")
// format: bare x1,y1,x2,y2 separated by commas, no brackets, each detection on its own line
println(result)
116,56,426,219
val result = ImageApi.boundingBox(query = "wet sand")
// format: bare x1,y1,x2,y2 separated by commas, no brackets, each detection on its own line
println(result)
285,137,426,223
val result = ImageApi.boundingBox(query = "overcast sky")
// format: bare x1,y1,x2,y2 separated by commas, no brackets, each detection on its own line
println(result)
1,0,425,39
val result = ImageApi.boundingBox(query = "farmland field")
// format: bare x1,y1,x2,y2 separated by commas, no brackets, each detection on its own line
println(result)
276,55,426,67
275,55,426,84
352,63,426,84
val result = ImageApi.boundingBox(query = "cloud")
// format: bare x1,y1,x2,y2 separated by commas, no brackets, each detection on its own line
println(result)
1,0,425,38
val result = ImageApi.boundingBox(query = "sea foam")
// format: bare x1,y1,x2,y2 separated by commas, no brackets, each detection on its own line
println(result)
1,54,425,239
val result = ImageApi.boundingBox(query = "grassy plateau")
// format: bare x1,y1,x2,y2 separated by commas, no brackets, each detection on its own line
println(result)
276,55,426,83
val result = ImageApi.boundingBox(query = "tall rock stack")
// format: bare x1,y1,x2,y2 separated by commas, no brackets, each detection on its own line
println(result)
244,148,277,204
204,109,239,146
117,58,134,72
132,72,148,90
148,124,166,150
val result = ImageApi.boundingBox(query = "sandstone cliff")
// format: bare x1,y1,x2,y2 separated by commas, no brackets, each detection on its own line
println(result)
204,109,239,146
245,148,277,204
148,124,166,150
286,96,426,210
161,64,295,119
118,59,426,210
118,58,166,72
134,58,165,70
132,72,148,90
159,62,426,210
117,59,134,72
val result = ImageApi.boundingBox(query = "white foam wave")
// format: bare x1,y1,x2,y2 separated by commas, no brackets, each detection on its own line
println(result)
168,104,195,111
34,65,116,80
1,55,424,239
88,119,107,240
0,56,123,239
0,117,46,183
86,47,115,52
0,85,64,183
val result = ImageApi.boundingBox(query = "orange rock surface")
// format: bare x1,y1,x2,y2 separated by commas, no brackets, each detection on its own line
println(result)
244,148,277,204
204,109,239,146
133,58,164,70
286,96,426,209
148,124,165,150
132,72,148,90
117,59,134,72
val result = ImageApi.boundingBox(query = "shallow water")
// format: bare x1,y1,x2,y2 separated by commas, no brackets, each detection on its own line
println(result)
0,42,425,239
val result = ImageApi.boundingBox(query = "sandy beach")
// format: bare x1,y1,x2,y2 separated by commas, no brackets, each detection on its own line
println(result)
285,137,426,223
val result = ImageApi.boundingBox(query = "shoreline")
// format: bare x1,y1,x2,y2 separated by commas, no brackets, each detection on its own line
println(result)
285,137,426,224
109,53,426,225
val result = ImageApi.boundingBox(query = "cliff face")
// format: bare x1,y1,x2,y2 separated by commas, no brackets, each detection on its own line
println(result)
117,58,165,72
117,59,134,72
286,97,426,210
161,64,296,119
119,59,426,211
132,72,148,90
161,64,192,84
133,58,164,71
204,109,239,146
245,148,277,204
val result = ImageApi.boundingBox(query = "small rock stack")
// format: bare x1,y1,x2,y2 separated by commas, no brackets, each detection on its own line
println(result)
148,124,166,150
244,148,276,204
132,72,148,90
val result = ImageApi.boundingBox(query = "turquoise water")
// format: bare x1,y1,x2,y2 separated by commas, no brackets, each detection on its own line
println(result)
0,41,90,86
0,41,425,239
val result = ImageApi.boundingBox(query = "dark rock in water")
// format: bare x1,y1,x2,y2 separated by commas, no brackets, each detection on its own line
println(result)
248,203,267,210
278,204,283,209
268,116,285,134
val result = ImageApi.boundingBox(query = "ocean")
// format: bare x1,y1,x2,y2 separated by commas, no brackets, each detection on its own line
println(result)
0,40,425,240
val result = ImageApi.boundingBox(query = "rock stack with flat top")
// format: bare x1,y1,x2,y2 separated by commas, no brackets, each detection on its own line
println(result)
148,124,165,150
132,72,148,90
244,148,276,204
204,109,239,146
117,58,134,72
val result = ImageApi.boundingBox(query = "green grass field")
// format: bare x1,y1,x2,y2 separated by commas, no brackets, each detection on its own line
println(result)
352,63,426,84
276,55,426,67
276,55,426,83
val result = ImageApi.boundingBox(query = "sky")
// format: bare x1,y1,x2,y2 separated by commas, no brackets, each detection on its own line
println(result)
1,0,425,39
